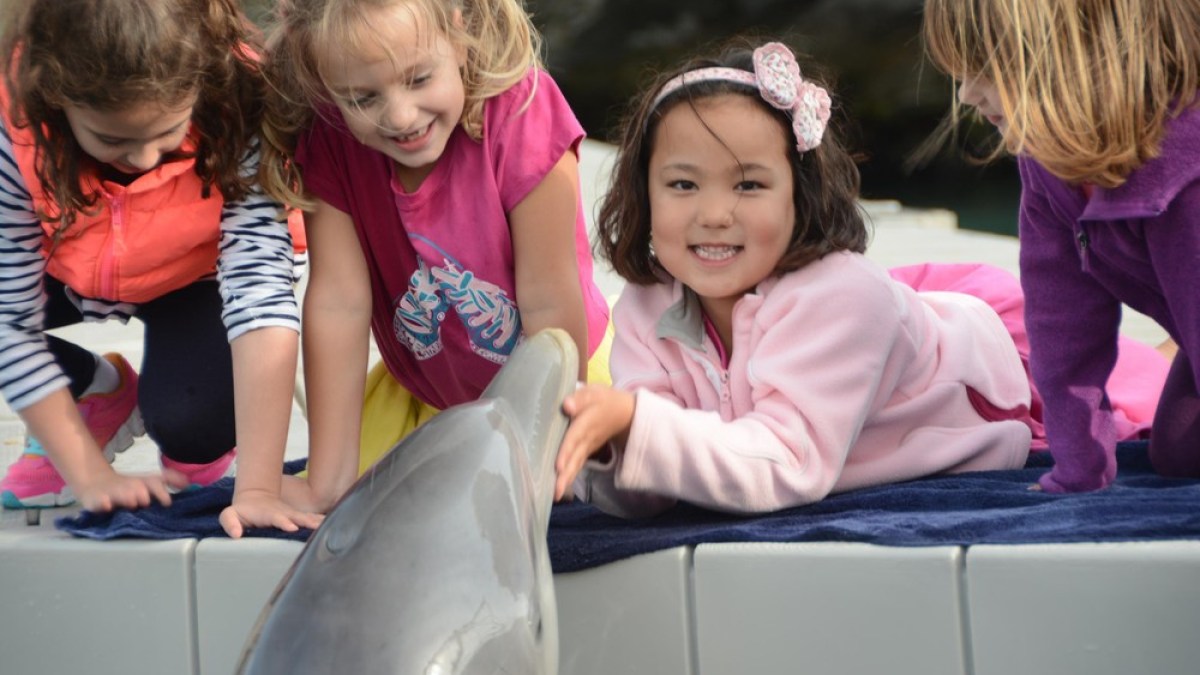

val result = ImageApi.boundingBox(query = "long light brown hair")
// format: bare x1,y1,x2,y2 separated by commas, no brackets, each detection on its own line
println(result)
597,40,867,286
259,0,542,209
1,0,266,232
923,0,1200,187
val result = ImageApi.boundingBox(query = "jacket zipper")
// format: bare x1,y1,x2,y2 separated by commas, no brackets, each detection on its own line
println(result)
98,192,126,299
682,342,733,412
1076,223,1090,272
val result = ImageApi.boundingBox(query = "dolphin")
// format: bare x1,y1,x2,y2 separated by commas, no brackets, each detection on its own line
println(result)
236,328,577,675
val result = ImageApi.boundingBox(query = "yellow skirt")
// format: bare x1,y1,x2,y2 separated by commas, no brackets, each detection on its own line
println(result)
355,325,613,476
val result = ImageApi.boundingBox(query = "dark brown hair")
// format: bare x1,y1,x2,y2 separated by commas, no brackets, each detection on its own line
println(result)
596,39,867,286
2,0,267,232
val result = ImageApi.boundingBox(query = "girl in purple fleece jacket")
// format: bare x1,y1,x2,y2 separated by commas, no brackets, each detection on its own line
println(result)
923,0,1200,492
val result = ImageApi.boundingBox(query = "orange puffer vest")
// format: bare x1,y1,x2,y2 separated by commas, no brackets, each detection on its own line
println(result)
2,92,305,304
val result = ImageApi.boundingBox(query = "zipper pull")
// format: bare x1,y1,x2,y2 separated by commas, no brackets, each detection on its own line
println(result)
1076,227,1090,271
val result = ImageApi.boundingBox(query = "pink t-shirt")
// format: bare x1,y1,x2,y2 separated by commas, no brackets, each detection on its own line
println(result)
297,70,609,409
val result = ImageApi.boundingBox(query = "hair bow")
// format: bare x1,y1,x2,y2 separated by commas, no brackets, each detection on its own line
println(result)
751,43,831,152
650,42,832,153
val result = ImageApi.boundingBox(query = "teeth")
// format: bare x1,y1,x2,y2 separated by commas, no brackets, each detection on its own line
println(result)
395,124,428,142
693,245,738,261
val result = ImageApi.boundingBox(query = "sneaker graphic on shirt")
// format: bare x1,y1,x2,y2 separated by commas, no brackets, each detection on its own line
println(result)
431,263,520,364
392,236,522,364
394,259,450,360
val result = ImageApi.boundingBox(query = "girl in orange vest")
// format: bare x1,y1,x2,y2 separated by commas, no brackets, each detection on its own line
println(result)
0,0,313,525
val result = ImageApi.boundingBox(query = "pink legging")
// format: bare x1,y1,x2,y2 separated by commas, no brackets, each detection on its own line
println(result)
887,262,1168,447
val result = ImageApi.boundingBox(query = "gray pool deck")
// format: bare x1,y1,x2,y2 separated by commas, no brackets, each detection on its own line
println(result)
1,140,1195,675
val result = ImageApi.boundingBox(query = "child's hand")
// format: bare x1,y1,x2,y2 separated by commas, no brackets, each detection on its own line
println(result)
220,485,325,539
554,385,635,501
279,474,339,513
75,468,189,513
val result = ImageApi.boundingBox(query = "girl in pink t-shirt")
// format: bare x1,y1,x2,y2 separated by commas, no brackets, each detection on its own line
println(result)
219,0,610,537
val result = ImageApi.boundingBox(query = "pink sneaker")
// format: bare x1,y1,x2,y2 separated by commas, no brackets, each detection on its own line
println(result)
82,353,144,462
0,353,142,509
0,440,73,508
161,448,237,489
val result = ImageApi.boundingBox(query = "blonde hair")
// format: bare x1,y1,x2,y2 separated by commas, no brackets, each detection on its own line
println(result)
1,0,266,233
923,0,1200,187
260,0,542,208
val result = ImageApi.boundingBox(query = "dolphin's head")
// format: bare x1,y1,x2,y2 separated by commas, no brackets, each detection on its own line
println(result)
239,330,576,674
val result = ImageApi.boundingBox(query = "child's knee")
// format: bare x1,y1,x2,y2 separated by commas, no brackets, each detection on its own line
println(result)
142,399,235,463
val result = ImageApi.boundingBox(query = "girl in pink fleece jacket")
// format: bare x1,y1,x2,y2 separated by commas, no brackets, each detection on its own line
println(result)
553,41,1165,518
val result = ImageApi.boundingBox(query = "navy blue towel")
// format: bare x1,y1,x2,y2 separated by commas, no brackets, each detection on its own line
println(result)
56,459,312,542
57,443,1200,573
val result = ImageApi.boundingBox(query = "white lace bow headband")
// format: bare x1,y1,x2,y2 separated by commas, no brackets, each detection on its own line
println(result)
651,42,832,153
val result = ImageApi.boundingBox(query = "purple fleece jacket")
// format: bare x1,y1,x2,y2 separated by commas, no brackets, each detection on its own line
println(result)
1018,101,1200,492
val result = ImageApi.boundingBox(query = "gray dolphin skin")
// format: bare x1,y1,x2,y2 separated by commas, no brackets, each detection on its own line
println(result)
236,329,578,675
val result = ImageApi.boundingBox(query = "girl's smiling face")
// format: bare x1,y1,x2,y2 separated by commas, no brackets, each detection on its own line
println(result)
321,5,467,192
648,94,796,323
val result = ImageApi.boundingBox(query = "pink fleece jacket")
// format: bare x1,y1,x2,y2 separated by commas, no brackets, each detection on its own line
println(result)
576,252,1034,518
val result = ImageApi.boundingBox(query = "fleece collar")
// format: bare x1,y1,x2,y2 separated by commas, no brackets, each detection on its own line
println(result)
655,282,707,351
1081,101,1200,220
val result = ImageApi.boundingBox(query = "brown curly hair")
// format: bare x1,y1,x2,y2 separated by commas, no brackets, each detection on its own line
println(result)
1,0,268,233
596,39,868,286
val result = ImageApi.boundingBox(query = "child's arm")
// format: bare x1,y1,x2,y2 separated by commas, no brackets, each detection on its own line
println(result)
294,199,373,507
214,144,321,537
220,326,319,538
556,383,679,518
1017,160,1124,492
22,390,182,509
222,198,370,536
553,288,688,515
510,152,590,380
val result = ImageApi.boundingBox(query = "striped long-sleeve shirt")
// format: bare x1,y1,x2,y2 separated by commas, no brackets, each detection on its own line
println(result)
0,116,306,411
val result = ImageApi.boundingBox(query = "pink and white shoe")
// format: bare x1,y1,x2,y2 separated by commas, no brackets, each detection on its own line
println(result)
161,448,237,489
81,353,143,461
0,442,73,508
0,353,142,509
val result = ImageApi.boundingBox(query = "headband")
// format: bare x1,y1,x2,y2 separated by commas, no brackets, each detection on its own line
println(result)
650,42,832,153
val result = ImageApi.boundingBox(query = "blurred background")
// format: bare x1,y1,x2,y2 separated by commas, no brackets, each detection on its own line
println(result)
246,0,1021,237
